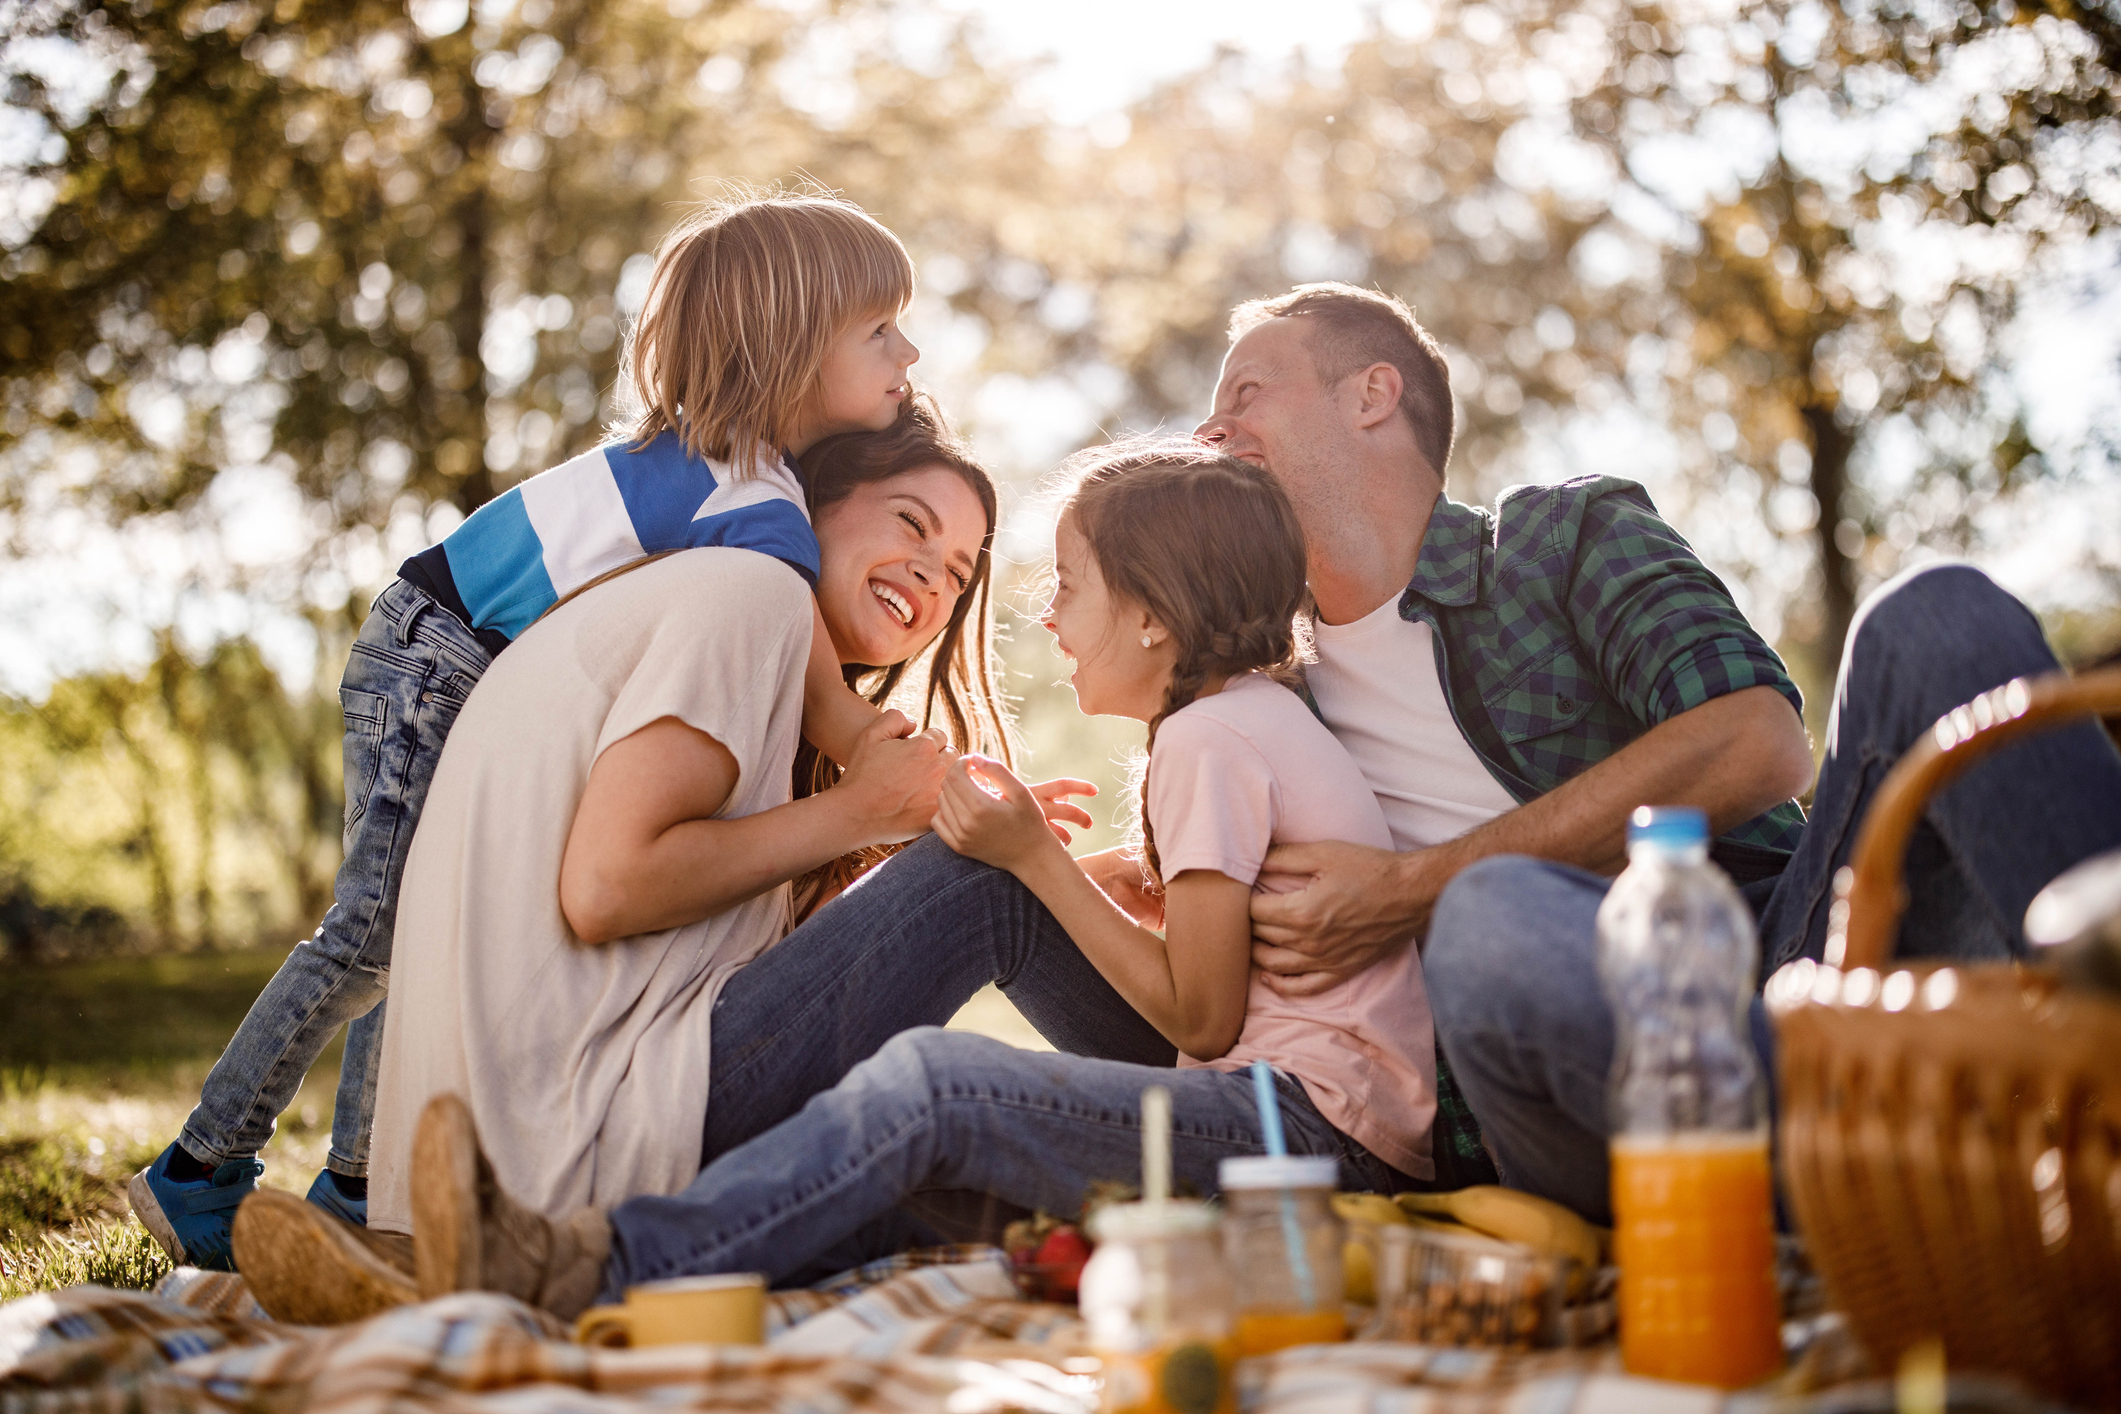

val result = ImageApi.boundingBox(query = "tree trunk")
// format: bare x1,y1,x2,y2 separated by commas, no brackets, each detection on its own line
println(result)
1803,400,1858,670
444,56,497,515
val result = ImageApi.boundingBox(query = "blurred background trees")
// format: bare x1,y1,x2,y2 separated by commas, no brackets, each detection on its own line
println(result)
3,0,2117,958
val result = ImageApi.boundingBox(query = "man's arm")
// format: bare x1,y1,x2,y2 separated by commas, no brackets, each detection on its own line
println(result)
1255,480,1815,993
1250,684,1813,995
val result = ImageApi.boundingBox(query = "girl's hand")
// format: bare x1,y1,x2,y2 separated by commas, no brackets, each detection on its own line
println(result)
1028,776,1097,844
836,712,953,845
935,754,1064,875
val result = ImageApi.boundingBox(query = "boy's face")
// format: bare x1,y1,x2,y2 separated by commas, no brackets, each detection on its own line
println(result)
805,307,919,452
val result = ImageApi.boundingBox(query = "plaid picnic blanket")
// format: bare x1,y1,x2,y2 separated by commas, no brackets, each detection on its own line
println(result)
0,1250,2017,1414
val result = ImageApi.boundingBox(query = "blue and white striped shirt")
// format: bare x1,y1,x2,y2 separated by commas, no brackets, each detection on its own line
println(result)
401,433,819,648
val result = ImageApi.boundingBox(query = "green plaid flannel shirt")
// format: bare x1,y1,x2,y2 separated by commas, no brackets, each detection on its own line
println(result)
1405,477,1806,856
1405,476,1806,1184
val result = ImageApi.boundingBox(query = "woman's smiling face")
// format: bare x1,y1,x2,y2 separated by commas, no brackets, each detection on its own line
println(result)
813,465,986,666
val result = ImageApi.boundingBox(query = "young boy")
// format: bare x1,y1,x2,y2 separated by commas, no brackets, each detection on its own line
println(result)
131,192,922,1270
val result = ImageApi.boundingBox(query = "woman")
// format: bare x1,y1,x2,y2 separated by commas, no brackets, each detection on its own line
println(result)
229,397,1036,1322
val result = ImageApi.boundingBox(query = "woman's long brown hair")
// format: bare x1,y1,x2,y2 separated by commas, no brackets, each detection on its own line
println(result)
1058,439,1310,889
791,392,1010,912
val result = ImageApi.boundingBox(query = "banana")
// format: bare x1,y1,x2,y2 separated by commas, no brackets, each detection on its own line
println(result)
1332,1193,1411,1303
1393,1187,1601,1274
1342,1237,1375,1304
1330,1193,1412,1229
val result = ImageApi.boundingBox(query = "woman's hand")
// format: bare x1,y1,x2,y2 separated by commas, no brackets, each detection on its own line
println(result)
935,754,1066,876
834,710,953,845
1028,776,1097,844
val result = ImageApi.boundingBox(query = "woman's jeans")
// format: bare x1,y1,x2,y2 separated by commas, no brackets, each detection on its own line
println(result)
1422,563,2121,1223
602,838,1409,1293
178,580,490,1178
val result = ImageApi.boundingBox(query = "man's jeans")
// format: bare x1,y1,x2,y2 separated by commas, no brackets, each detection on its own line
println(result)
1423,564,2121,1222
602,836,1408,1292
179,580,490,1177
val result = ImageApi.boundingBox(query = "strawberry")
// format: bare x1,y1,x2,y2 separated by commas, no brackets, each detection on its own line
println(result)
1033,1225,1092,1297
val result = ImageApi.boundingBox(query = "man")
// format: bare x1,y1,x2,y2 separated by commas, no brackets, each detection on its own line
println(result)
1197,282,2121,1221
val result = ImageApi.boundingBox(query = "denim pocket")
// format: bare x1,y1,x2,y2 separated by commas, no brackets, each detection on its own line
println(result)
340,687,389,845
422,669,479,710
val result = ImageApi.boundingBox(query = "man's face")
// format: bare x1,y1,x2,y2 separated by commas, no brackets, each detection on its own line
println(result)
1192,318,1349,509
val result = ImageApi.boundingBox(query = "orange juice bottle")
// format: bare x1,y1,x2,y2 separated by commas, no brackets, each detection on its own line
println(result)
1610,1132,1782,1386
1597,807,1783,1389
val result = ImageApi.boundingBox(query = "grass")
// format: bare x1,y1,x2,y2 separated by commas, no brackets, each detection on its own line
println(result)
0,946,1042,1304
0,945,346,1303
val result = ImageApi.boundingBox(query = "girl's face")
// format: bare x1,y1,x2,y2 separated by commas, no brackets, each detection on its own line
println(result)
814,464,986,667
1042,514,1174,722
802,307,919,452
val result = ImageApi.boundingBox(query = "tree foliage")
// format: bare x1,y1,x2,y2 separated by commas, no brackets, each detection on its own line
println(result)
2,0,2116,952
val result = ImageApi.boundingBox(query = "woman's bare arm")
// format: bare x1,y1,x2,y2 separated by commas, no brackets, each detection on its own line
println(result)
560,712,949,944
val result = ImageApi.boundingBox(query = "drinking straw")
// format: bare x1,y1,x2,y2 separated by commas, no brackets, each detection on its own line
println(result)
1248,1060,1317,1309
1141,1084,1173,1333
1142,1085,1171,1207
1249,1060,1286,1156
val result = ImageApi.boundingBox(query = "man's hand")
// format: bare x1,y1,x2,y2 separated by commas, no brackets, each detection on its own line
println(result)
1249,839,1444,996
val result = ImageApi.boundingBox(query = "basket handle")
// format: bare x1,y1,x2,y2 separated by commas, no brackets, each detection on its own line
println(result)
1829,664,2121,970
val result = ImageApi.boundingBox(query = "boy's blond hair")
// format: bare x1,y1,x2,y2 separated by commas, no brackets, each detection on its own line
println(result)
622,190,915,469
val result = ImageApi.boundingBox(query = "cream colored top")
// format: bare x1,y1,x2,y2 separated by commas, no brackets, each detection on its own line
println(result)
368,549,811,1233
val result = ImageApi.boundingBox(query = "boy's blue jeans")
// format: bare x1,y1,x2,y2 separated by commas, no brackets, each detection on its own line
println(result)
179,580,491,1177
601,834,1407,1293
1422,563,2121,1223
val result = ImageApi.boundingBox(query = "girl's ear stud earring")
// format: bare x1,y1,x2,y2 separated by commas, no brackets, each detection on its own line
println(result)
1141,635,1153,648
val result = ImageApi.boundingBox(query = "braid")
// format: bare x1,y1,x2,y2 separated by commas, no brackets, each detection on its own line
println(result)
1136,648,1218,892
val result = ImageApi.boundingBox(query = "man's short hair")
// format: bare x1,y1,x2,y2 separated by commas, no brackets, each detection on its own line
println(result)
1228,283,1456,476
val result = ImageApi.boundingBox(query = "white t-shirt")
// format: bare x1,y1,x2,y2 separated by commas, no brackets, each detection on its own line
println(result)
1307,594,1519,852
368,549,812,1233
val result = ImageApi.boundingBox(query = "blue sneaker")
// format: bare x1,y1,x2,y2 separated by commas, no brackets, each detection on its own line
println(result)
304,1168,368,1228
127,1144,264,1271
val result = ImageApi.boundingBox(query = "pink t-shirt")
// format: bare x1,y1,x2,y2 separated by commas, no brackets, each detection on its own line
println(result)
1148,671,1438,1179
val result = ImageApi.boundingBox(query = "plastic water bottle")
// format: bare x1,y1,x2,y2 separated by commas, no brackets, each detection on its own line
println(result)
1596,806,1782,1388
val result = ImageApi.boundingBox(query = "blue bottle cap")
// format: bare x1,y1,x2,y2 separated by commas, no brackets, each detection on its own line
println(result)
1627,805,1708,850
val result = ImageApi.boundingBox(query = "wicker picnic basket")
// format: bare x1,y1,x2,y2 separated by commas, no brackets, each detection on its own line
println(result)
1766,665,2121,1410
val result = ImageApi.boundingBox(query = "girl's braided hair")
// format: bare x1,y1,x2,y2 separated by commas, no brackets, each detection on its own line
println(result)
1057,438,1312,890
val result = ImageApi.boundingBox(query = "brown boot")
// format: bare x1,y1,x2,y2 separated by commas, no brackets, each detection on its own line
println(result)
231,1188,419,1325
411,1093,610,1319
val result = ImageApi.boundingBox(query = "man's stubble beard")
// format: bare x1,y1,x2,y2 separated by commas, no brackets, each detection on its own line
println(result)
1270,429,1371,562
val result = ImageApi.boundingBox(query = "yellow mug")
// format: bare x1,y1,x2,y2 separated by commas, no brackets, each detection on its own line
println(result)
573,1272,767,1348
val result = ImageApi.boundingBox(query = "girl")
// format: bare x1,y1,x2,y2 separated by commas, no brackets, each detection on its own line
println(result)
132,191,944,1270
329,440,1440,1313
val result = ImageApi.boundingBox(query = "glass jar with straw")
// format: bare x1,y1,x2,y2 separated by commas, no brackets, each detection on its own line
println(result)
1218,1061,1348,1355
1080,1086,1237,1414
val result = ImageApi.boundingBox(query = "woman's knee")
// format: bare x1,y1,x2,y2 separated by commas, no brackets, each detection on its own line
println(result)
843,835,1030,920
